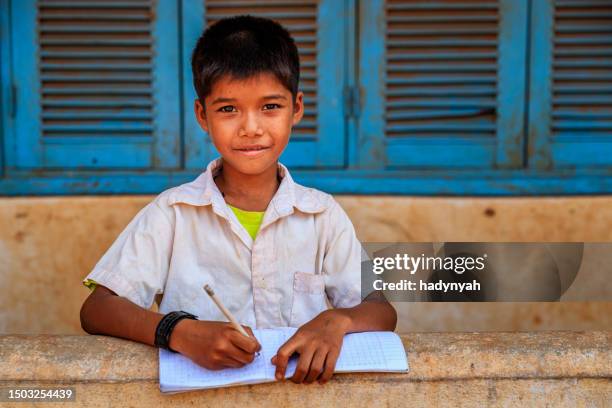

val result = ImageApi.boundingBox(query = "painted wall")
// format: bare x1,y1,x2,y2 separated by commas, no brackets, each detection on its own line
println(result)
0,195,610,335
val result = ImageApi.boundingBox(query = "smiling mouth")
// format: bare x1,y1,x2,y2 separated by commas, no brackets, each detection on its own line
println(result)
234,146,271,156
235,146,269,151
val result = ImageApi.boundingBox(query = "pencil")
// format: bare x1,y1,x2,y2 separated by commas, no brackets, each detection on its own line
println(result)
203,284,251,339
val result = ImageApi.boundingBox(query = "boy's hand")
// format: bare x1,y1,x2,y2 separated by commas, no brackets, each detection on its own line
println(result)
271,309,352,384
169,319,261,370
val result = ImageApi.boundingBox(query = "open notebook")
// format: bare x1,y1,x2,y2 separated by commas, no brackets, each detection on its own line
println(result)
159,327,408,393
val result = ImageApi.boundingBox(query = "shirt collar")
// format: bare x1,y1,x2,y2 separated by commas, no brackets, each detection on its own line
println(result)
168,158,329,216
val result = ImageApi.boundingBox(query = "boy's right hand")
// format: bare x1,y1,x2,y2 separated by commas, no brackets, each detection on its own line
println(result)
168,319,261,370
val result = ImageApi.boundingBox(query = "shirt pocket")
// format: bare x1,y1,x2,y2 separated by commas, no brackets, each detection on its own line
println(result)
289,271,328,327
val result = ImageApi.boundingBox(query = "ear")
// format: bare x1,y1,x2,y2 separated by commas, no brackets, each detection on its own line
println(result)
291,91,304,126
194,99,209,133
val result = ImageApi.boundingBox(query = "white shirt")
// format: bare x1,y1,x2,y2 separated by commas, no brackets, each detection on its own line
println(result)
83,158,363,328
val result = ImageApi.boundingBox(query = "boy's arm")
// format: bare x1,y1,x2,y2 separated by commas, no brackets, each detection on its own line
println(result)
80,284,183,349
80,285,261,369
271,291,396,384
327,290,397,332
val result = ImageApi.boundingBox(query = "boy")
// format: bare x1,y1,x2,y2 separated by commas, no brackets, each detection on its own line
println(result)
80,15,396,385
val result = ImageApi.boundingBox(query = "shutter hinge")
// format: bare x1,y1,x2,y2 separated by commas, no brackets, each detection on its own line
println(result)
343,85,361,119
9,84,17,118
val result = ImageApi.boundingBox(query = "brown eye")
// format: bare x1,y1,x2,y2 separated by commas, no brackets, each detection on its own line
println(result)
263,104,281,110
218,106,236,113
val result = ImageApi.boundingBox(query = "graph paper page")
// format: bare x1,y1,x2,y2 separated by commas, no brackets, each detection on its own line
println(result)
159,328,407,393
335,331,409,372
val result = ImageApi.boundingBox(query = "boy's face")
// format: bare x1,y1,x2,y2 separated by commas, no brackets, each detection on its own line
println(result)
195,72,304,177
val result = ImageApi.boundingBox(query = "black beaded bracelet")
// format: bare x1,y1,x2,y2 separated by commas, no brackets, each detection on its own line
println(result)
154,311,197,352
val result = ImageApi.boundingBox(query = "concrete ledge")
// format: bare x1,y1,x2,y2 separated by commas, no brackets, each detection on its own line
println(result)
1,332,610,407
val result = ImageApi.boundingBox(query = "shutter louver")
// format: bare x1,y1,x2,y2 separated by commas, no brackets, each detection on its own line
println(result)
11,0,180,169
205,0,318,139
39,0,154,140
385,0,498,140
552,0,612,141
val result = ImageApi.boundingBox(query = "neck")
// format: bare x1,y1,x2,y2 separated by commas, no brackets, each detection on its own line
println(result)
214,161,280,212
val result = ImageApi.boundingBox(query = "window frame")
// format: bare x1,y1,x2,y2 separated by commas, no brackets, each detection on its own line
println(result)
7,0,181,170
357,0,529,170
527,0,612,170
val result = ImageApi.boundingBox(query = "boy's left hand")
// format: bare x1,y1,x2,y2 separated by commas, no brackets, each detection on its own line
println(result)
271,309,352,384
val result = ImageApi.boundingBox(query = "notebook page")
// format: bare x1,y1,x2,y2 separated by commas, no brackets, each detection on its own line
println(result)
159,348,269,393
335,331,409,372
159,327,297,392
159,328,407,393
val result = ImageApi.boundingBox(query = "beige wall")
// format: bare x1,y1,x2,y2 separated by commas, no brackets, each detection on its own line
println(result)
1,195,611,334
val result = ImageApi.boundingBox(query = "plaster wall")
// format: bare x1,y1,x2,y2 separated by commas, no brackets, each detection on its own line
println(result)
0,195,610,334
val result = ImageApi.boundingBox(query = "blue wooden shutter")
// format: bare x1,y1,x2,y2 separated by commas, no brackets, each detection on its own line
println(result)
11,0,180,169
528,0,612,169
183,0,346,169
358,0,528,169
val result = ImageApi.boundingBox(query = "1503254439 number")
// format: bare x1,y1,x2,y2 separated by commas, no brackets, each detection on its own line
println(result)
0,387,76,402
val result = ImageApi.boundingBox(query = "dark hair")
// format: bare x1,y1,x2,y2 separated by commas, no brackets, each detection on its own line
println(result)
191,15,300,105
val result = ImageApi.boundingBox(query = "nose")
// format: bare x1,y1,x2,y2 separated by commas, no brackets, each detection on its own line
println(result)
240,110,263,137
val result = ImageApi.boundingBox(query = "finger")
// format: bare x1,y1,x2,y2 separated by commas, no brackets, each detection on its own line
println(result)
229,329,260,354
243,326,262,352
219,355,247,369
291,346,316,384
273,338,301,380
224,343,256,365
305,348,327,384
319,347,340,384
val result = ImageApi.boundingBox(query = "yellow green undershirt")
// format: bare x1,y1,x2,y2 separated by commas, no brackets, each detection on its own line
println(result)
82,205,265,293
83,278,98,291
227,204,265,240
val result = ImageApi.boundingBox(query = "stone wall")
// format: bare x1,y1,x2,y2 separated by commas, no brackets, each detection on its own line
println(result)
0,332,609,407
